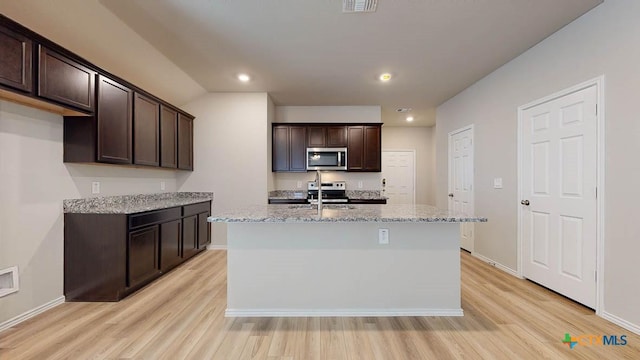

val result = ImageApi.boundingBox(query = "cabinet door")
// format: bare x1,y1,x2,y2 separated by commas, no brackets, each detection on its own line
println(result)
182,215,198,259
97,75,133,164
289,126,307,171
160,219,182,272
160,105,178,168
272,125,290,171
307,126,326,147
0,26,32,92
128,225,160,288
38,46,95,112
363,125,381,171
327,126,347,147
347,126,364,171
198,212,211,248
177,112,194,170
133,93,160,166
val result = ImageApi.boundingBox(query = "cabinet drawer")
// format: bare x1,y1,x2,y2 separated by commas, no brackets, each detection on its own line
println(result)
129,207,181,229
183,201,210,217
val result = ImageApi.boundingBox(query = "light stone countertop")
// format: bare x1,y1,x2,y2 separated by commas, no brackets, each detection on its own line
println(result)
208,204,486,223
64,192,213,214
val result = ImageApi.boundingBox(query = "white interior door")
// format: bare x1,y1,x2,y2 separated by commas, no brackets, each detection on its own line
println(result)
381,151,415,204
448,126,474,252
521,85,597,308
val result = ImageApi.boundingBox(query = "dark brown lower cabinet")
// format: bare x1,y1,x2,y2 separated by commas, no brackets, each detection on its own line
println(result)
198,213,211,248
182,215,198,260
160,219,182,272
128,225,160,288
64,200,211,302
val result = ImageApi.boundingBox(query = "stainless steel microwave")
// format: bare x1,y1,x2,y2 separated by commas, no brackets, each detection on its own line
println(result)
306,148,347,171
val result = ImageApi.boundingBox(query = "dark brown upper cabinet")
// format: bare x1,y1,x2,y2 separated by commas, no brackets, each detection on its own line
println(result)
1,15,196,171
347,126,365,170
0,25,32,93
38,46,95,112
307,126,327,147
97,75,133,164
363,125,381,171
326,125,347,147
160,105,178,168
347,124,381,172
273,124,307,172
178,112,194,170
307,125,347,148
133,93,160,167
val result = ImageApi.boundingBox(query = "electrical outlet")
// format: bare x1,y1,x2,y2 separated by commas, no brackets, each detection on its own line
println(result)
160,181,166,190
378,228,389,245
358,181,363,189
91,181,100,194
297,181,302,189
493,178,503,189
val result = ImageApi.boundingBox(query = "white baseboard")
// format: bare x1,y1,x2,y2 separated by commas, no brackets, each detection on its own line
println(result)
472,252,522,278
0,296,65,333
600,311,640,335
207,244,227,250
225,308,464,317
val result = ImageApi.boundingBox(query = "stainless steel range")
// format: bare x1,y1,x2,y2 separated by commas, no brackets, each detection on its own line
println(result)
307,181,348,203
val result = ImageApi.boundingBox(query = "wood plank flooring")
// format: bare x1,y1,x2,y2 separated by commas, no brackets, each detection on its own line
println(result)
1,250,638,359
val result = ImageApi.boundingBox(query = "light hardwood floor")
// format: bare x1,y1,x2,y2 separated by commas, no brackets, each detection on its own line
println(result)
1,250,638,359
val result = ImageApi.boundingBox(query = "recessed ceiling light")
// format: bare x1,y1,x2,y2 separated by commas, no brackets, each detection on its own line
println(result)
237,73,251,82
379,73,392,82
406,116,414,122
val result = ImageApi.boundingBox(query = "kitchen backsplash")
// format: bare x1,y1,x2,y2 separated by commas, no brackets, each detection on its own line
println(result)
273,172,383,191
268,189,384,199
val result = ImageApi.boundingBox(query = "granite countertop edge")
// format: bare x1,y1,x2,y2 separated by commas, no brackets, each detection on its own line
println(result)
64,192,213,214
208,204,487,223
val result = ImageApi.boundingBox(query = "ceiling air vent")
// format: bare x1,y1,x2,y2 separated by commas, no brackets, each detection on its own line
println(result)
343,0,378,13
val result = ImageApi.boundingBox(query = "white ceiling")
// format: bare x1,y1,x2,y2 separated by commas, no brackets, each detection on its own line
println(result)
99,0,602,126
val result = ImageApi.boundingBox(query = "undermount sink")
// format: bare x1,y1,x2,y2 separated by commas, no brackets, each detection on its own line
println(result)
287,204,356,210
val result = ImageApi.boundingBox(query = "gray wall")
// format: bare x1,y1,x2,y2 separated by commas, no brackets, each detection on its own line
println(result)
177,92,272,247
435,0,639,330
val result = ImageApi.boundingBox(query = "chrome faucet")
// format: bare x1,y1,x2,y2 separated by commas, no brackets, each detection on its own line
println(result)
315,170,323,213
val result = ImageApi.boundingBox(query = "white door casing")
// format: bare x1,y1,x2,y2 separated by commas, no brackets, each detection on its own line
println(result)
381,150,415,205
448,126,474,252
519,83,599,309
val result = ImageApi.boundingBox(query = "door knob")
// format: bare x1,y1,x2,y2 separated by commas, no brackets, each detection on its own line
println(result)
448,193,454,197
521,200,530,206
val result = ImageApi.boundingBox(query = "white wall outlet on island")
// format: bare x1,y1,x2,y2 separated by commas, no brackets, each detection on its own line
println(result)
378,228,389,245
160,181,166,191
91,181,100,194
297,181,302,189
358,181,363,189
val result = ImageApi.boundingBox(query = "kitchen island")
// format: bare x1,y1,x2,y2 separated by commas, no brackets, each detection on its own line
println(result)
209,204,486,317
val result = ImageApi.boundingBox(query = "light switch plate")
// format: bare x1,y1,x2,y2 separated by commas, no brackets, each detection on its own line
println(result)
493,178,503,189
